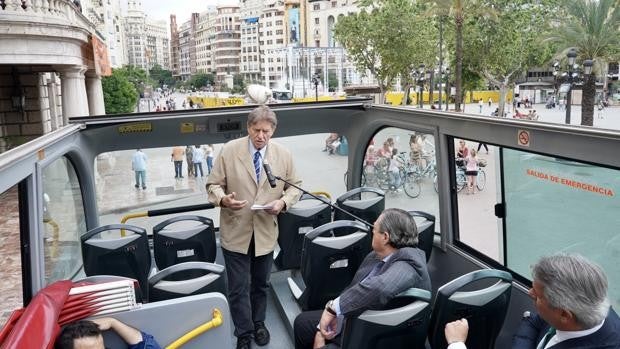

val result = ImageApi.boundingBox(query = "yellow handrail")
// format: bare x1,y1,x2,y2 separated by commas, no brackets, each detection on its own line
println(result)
166,308,223,349
119,212,147,237
310,191,332,200
44,219,60,258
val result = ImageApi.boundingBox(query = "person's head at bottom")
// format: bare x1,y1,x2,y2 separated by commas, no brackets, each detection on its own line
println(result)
55,320,103,349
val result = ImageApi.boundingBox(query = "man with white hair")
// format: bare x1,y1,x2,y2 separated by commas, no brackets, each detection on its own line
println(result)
512,253,620,349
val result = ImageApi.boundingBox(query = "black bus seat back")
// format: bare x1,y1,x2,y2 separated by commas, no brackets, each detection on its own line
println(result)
152,215,216,274
148,261,226,302
428,269,513,349
276,194,331,270
341,288,432,349
288,220,370,310
409,210,436,263
81,224,151,301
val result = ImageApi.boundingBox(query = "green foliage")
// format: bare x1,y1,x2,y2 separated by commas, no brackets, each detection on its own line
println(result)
545,0,620,125
463,0,559,115
114,66,148,93
102,69,139,114
149,65,176,88
232,74,246,94
334,0,437,101
186,73,215,89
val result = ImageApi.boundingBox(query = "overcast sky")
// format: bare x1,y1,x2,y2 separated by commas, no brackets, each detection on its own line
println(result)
134,0,239,24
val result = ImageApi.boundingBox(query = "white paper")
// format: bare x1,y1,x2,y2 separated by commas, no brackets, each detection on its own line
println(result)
251,204,275,210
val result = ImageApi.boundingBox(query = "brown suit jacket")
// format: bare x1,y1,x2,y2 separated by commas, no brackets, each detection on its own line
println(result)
206,136,302,256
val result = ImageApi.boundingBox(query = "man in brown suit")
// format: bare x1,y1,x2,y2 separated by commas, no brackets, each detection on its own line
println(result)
206,105,301,349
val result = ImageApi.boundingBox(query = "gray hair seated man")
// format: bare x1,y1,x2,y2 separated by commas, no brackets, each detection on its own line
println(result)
512,253,620,349
293,208,432,349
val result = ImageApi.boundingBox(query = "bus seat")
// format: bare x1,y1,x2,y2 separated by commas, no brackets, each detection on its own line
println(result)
275,193,331,270
152,215,216,275
80,224,151,301
74,275,143,304
428,269,513,349
334,187,385,228
288,220,371,311
97,292,233,349
341,288,432,349
408,211,435,262
148,262,226,302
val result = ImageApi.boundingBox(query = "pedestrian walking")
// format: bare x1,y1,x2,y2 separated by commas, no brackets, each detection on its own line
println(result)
185,145,194,177
171,146,184,178
488,97,492,107
479,99,483,114
131,149,148,190
205,144,215,174
192,145,205,177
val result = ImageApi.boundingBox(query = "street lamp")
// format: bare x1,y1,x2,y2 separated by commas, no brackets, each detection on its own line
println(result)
445,67,451,111
417,64,426,108
554,49,593,124
311,72,320,102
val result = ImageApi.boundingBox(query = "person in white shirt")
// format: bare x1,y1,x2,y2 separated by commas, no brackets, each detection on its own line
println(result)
192,145,205,177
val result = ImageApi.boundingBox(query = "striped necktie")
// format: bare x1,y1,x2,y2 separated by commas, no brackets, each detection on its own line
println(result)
538,327,556,349
253,151,261,182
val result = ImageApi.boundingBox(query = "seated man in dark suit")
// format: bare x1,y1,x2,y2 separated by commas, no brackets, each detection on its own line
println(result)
293,208,432,349
512,253,620,349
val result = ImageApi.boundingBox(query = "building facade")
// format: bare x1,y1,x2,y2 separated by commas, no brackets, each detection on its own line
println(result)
213,6,241,87
124,1,170,71
82,0,127,67
0,0,107,152
195,8,218,75
240,0,263,83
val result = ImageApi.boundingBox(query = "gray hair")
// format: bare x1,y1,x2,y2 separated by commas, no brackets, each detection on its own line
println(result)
532,253,609,328
247,105,277,128
377,208,418,248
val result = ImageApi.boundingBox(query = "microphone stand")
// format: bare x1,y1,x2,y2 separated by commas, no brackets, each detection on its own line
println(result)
274,175,373,228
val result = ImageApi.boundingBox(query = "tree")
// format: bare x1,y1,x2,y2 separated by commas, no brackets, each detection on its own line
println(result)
465,0,558,117
115,66,148,93
102,70,138,114
149,65,175,88
545,0,620,126
187,73,214,89
334,0,435,103
232,74,246,94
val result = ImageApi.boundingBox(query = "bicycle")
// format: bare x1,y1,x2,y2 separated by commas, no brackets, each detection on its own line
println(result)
433,159,486,193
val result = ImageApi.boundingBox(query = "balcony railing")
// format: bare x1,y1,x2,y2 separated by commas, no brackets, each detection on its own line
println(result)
0,0,96,34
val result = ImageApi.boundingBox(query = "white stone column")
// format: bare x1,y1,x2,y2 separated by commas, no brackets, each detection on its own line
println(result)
85,71,105,116
58,66,89,120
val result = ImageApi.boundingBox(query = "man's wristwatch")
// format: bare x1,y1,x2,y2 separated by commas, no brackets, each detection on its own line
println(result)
325,300,336,316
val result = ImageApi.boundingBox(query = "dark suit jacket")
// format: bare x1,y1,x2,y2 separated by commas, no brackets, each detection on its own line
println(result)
338,247,431,316
512,308,620,349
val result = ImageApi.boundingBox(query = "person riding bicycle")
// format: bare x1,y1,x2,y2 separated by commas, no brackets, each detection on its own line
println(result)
388,148,403,190
456,140,468,168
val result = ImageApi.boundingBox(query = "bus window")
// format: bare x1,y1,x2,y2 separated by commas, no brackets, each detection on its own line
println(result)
42,157,86,284
366,128,440,229
502,148,620,308
454,139,502,262
0,185,22,325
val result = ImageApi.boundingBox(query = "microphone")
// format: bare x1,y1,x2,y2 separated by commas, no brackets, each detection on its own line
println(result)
263,161,277,188
269,170,373,228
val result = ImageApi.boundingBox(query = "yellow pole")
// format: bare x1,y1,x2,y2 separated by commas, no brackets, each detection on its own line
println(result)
119,212,148,236
165,309,223,349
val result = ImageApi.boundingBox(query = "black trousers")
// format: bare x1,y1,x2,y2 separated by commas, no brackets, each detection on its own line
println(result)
294,310,342,349
477,143,489,152
222,236,273,337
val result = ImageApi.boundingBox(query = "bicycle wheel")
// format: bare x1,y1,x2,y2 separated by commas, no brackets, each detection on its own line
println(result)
433,175,438,193
476,170,486,191
456,171,466,192
376,171,392,191
403,175,421,198
343,171,348,187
